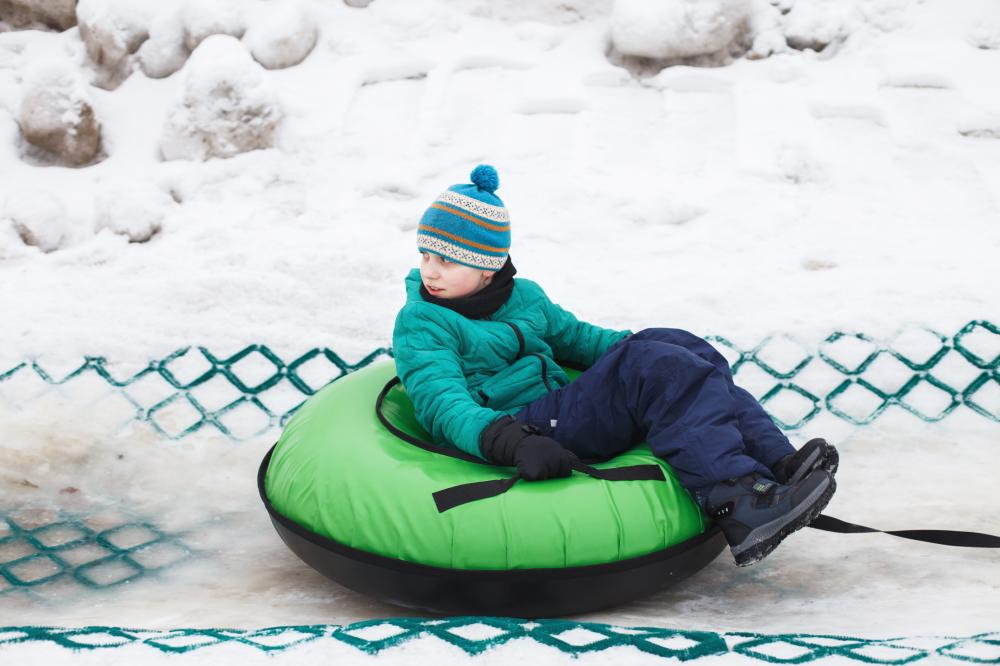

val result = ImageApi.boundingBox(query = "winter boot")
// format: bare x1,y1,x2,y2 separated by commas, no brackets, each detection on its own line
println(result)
695,470,836,566
771,438,839,485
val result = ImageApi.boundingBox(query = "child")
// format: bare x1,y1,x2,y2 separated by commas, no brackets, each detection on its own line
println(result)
392,164,838,566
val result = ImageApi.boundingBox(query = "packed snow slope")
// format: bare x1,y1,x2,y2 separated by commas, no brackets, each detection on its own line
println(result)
0,0,998,645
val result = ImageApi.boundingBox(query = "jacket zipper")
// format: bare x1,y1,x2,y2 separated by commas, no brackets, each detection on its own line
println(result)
531,353,554,392
499,321,552,392
503,321,525,359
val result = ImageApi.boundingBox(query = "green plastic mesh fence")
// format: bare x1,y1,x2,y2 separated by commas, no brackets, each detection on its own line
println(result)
1,619,998,662
0,510,191,595
0,321,996,441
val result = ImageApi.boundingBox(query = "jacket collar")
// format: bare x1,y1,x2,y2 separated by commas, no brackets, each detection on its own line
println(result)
405,256,517,319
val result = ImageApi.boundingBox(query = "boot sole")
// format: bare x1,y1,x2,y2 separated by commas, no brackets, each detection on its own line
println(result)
788,442,840,485
731,473,837,567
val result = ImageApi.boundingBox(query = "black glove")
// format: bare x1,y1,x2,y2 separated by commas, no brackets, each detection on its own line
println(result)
479,415,578,481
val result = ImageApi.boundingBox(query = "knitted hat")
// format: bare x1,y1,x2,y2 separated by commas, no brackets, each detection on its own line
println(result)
416,164,510,272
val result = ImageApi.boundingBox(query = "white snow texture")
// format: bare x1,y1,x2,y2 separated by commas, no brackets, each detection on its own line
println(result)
160,34,282,161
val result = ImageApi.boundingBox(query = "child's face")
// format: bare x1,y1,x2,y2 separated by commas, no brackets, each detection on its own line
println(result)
420,251,494,299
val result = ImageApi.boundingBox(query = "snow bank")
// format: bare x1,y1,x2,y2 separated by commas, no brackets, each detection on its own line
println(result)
160,34,282,161
18,57,102,166
610,0,752,60
243,2,318,70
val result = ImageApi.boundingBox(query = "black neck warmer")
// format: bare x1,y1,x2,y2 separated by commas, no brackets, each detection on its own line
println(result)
419,256,517,319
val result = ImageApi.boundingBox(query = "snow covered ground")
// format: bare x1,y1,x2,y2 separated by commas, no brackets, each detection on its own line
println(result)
1,0,998,663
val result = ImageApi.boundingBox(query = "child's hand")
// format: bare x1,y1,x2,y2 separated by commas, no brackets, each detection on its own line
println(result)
479,416,578,481
513,433,577,480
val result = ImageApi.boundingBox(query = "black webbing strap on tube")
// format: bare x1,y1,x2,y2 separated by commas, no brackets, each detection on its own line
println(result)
433,461,666,513
809,514,1000,548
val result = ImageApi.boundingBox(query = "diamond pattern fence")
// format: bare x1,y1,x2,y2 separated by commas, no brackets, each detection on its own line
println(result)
0,510,191,594
0,321,996,441
1,618,998,662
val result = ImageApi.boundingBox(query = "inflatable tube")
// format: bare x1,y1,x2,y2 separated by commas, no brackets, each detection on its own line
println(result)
259,359,725,617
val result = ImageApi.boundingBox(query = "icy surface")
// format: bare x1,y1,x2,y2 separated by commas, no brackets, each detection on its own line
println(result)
0,0,998,651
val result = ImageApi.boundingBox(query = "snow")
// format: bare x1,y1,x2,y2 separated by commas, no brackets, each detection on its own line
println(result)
0,186,71,252
135,8,187,80
159,34,282,161
0,0,999,662
17,56,101,165
92,180,173,242
611,0,752,60
242,2,318,71
75,0,155,88
180,0,246,53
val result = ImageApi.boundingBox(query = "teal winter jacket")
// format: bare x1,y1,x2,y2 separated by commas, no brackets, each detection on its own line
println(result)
392,268,632,459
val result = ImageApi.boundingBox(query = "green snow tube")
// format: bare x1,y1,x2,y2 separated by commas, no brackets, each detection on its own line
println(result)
259,359,725,617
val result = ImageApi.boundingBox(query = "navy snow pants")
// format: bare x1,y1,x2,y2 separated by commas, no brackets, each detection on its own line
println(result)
514,328,795,492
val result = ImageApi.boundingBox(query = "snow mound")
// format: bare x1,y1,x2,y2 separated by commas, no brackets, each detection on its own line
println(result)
137,7,189,79
182,0,246,53
1,188,70,253
94,182,175,243
18,58,102,166
160,34,282,161
610,0,752,60
243,2,318,70
782,0,856,52
76,0,157,90
968,19,1000,50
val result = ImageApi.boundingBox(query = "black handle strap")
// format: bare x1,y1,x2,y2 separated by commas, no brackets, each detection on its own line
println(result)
809,514,1000,548
432,462,666,513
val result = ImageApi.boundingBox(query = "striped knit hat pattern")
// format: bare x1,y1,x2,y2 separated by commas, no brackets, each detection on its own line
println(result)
416,164,510,272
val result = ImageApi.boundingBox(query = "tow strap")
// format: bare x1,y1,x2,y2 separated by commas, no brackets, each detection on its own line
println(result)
808,514,1000,548
434,473,1000,549
432,461,665,513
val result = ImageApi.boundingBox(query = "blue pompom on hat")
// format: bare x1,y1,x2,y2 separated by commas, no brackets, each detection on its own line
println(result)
416,164,510,272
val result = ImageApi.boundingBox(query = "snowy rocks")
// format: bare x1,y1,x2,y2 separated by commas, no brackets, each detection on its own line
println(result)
18,59,102,166
94,182,174,242
243,3,318,70
74,0,311,84
782,0,852,52
137,8,189,79
0,189,71,252
76,0,156,90
182,0,246,53
160,35,282,162
0,0,77,31
611,0,752,60
968,20,1000,51
137,1,250,80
